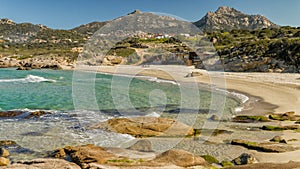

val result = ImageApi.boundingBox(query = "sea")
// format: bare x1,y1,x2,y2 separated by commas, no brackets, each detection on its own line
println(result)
0,68,240,160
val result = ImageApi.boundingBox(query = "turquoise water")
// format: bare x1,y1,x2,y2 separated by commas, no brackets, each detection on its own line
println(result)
0,68,239,160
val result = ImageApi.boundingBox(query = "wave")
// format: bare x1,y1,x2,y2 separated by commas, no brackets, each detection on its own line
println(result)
0,75,56,83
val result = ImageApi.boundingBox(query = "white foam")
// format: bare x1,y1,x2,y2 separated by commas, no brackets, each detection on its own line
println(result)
146,112,161,117
0,75,56,83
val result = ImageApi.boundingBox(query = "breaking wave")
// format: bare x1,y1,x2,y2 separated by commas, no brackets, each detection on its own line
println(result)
0,75,56,83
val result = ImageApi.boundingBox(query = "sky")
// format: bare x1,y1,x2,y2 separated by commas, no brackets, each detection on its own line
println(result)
0,0,299,29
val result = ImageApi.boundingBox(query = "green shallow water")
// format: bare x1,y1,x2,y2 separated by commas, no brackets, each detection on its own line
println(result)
0,68,239,160
0,68,239,114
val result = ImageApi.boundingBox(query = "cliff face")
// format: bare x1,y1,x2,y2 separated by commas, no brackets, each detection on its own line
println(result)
194,6,279,31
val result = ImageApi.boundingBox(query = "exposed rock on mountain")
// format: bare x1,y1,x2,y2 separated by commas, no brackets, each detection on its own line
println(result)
194,6,278,31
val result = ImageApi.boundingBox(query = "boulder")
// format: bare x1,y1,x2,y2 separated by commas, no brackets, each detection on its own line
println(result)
128,139,153,152
209,115,220,121
53,144,117,168
90,117,194,138
0,157,10,166
270,136,287,144
269,112,300,121
152,149,207,167
232,153,256,165
0,148,9,157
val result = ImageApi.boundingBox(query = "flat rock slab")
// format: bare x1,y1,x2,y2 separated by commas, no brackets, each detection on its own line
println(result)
1,158,80,169
90,117,194,138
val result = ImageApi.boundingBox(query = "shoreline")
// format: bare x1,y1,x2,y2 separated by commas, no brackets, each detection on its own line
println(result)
73,65,292,115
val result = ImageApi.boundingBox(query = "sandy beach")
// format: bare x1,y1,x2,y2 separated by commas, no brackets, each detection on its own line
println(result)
73,64,300,164
75,64,300,115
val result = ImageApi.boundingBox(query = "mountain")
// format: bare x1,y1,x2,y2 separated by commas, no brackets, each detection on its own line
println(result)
0,18,48,43
194,6,279,31
71,21,108,36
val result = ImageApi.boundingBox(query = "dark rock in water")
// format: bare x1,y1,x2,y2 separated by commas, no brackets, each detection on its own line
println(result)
0,148,10,157
270,136,287,144
41,64,62,70
233,153,256,165
16,66,32,70
0,111,23,118
0,110,50,119
128,139,153,152
25,111,49,119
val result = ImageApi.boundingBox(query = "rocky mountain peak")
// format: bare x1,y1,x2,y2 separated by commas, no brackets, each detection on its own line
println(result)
215,6,241,15
194,6,278,31
0,18,15,25
128,9,142,15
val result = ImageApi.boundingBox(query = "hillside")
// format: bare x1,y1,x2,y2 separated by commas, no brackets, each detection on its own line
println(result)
194,6,278,31
0,8,299,72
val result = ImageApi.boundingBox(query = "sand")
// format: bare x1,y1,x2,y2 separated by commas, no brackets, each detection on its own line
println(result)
73,64,300,163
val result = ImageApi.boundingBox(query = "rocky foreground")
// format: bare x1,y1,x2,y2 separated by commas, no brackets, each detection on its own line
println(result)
1,110,300,168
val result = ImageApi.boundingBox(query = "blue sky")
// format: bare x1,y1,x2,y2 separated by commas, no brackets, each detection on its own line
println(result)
0,0,299,29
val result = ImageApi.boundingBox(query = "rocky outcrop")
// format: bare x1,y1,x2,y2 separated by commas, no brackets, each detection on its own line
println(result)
231,139,298,153
52,144,117,168
232,153,256,165
194,6,278,31
151,149,207,167
128,139,154,152
52,145,208,168
1,158,81,169
0,110,50,119
226,161,300,169
90,117,195,138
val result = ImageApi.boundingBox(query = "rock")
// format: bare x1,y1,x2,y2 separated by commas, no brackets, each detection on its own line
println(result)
60,144,117,167
200,155,219,164
0,111,24,118
232,153,256,165
26,110,49,119
232,115,269,123
1,158,80,169
191,71,203,77
221,160,234,167
225,161,300,169
231,139,298,153
0,157,10,166
128,139,153,152
261,125,300,131
152,149,206,167
16,66,32,70
270,136,287,144
0,110,50,119
91,117,195,138
52,148,66,159
209,115,220,121
0,140,16,146
0,148,9,157
268,112,300,121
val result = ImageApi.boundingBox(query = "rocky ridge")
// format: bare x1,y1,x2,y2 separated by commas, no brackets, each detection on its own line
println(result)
194,6,278,31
